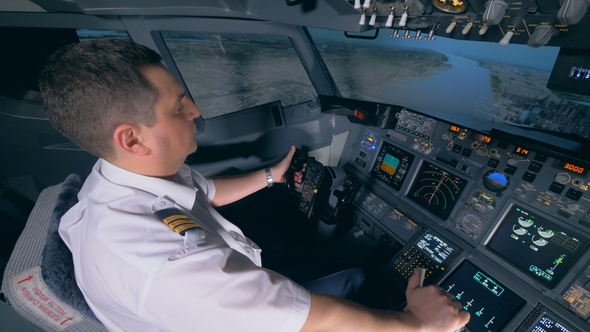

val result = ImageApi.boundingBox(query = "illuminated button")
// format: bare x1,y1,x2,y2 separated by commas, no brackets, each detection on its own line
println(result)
487,158,499,168
521,171,537,183
504,165,517,175
565,188,583,201
461,148,472,157
548,182,565,194
355,158,366,167
528,161,543,173
452,145,462,154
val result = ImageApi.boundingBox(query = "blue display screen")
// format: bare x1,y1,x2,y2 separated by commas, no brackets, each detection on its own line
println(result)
439,260,525,332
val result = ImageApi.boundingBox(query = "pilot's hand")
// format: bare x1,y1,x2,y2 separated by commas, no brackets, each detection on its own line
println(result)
404,268,470,332
270,146,297,184
293,166,305,188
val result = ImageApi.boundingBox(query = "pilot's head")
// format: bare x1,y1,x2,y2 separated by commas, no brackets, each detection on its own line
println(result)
39,38,163,160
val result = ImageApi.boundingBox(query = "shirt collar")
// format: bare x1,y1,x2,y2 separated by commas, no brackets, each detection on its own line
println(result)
98,159,198,211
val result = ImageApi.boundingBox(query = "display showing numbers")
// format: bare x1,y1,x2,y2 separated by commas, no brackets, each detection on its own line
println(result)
449,125,461,133
514,146,530,156
563,162,585,174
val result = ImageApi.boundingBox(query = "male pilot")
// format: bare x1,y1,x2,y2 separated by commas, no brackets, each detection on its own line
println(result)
39,38,469,331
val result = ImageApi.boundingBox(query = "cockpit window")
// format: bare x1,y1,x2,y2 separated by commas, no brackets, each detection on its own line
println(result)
76,29,130,41
308,27,590,139
161,32,315,119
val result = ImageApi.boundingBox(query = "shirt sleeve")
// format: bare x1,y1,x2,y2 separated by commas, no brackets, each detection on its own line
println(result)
191,169,216,201
139,249,311,332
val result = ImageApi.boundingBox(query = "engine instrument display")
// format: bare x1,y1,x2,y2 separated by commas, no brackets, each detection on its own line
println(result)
486,204,590,288
439,260,525,332
370,141,415,191
407,161,468,220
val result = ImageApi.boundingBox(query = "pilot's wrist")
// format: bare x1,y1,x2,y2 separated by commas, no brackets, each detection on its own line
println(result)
264,167,274,188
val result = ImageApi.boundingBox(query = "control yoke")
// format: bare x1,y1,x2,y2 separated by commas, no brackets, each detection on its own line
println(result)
287,148,360,224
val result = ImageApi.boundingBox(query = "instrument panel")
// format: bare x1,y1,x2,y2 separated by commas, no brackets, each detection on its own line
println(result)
341,103,590,331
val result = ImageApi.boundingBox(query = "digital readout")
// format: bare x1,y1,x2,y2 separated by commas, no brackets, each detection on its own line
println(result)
449,125,461,133
553,160,589,176
514,146,530,156
470,133,492,144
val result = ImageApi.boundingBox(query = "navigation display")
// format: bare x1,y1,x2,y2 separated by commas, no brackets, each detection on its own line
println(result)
370,141,415,191
407,161,468,220
486,204,590,288
439,260,525,332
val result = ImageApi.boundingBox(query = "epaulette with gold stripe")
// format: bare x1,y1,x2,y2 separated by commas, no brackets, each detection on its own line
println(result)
153,207,202,235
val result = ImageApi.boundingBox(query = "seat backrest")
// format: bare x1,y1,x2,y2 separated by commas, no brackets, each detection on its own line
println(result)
1,174,108,332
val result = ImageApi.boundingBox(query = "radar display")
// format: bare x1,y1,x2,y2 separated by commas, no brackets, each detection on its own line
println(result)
407,161,468,220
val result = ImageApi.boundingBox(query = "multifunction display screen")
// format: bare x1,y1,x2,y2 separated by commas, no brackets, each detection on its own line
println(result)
529,313,577,332
370,141,415,191
416,233,456,265
486,204,590,288
407,161,468,220
439,260,525,332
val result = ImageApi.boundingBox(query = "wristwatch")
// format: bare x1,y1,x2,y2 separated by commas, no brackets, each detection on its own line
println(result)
265,168,274,188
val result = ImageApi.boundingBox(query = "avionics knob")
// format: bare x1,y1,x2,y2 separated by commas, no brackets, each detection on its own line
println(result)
482,0,508,25
555,172,571,184
557,0,590,25
528,25,559,48
565,203,580,212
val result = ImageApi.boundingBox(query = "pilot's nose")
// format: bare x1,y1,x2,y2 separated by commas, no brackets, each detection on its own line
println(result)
186,99,201,120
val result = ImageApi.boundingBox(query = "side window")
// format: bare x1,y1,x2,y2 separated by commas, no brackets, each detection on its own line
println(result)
76,29,130,41
0,27,78,101
161,31,316,119
0,28,129,102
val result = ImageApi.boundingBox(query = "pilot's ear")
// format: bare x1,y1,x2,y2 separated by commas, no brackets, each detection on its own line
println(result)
113,124,150,156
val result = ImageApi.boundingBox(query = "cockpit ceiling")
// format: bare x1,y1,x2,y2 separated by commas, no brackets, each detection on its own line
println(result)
24,0,590,49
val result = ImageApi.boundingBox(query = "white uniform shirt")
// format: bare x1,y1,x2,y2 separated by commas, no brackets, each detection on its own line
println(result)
59,159,311,332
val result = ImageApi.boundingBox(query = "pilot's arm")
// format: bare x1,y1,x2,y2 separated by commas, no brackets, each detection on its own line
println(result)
210,146,296,206
302,269,470,332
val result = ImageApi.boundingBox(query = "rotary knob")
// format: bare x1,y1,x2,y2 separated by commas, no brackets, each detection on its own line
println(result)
555,173,571,184
565,203,580,212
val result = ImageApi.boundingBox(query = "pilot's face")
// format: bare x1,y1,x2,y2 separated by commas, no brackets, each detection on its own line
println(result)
141,65,201,173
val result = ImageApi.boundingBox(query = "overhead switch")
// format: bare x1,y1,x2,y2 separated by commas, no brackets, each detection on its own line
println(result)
499,29,514,46
482,0,508,25
527,25,559,48
399,7,409,27
446,21,457,33
385,9,395,27
369,10,377,26
462,22,473,35
557,0,590,25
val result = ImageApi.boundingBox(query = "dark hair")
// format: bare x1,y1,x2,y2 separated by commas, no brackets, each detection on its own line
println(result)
39,38,163,159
